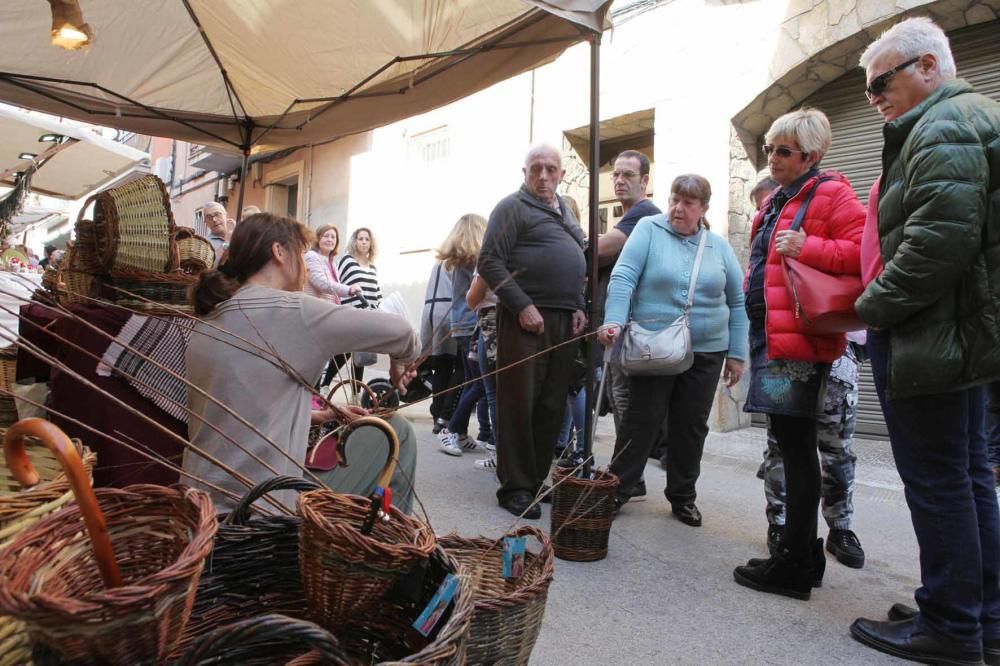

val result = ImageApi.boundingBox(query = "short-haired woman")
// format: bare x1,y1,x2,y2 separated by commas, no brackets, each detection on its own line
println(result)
305,224,359,387
599,174,749,526
734,107,864,600
338,227,383,381
183,213,420,512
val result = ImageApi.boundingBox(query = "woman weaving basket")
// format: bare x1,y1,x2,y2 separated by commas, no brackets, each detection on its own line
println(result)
182,213,421,513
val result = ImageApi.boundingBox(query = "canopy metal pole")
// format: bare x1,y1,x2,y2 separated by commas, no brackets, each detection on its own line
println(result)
582,32,601,479
235,149,249,222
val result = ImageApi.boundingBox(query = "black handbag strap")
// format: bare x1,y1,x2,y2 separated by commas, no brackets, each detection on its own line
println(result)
788,177,833,232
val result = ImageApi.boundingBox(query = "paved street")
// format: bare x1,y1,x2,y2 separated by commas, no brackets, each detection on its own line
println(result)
399,400,940,665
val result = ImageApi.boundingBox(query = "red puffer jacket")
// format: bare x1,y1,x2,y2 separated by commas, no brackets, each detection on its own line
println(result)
747,171,865,363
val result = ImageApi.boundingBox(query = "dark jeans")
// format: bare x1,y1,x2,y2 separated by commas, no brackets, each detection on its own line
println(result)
427,353,460,422
986,382,1000,467
447,336,491,438
868,330,1000,648
610,351,726,506
495,306,575,502
769,414,819,561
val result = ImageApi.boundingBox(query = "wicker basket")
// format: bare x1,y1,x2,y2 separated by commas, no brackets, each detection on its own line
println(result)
549,466,619,562
54,244,99,307
439,527,554,666
0,425,96,666
88,175,178,273
0,346,17,430
111,268,197,314
72,219,104,273
0,419,217,664
175,227,216,275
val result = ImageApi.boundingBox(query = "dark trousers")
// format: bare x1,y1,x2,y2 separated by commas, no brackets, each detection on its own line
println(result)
985,382,1000,467
427,353,459,422
769,414,820,561
869,330,1000,648
610,352,725,505
319,354,350,388
495,306,575,502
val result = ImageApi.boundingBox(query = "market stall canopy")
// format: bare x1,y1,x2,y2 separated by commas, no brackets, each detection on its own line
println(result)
6,203,67,236
0,1,611,154
0,104,148,200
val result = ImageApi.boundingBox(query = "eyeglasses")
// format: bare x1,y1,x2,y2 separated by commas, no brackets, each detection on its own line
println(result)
865,57,919,100
611,170,640,180
762,144,808,158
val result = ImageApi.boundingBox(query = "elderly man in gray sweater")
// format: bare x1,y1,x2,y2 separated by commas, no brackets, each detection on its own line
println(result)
478,144,587,518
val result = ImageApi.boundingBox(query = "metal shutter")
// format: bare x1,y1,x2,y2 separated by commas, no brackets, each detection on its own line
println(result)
750,20,1000,439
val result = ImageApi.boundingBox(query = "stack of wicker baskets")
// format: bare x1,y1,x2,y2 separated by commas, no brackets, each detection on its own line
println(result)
54,175,212,313
0,346,17,429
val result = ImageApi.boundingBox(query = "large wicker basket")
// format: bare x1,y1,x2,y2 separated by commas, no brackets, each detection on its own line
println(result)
0,419,217,664
439,527,554,666
88,175,178,273
0,425,95,666
110,268,197,314
549,466,619,562
175,227,216,274
72,219,104,273
0,346,17,429
54,244,99,307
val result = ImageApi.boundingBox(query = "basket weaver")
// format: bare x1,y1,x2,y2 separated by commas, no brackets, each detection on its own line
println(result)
0,418,217,664
88,175,178,273
549,466,619,562
175,227,216,274
439,526,554,666
0,428,95,666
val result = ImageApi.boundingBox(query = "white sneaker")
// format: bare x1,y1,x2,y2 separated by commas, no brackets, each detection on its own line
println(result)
438,429,475,456
475,455,497,470
477,438,496,452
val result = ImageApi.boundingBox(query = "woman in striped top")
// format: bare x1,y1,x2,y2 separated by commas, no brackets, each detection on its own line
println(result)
338,227,383,381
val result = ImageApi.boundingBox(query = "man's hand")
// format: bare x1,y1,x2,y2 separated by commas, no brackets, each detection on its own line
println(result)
341,404,370,418
390,362,417,395
774,230,806,258
722,358,745,388
597,323,621,347
572,309,587,336
518,304,544,335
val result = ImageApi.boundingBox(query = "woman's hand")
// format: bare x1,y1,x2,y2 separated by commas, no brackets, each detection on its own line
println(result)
722,358,744,388
349,284,361,296
774,229,806,258
390,361,417,395
597,323,621,347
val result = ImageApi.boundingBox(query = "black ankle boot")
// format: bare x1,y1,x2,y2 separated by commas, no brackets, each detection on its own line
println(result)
734,546,813,600
746,538,825,588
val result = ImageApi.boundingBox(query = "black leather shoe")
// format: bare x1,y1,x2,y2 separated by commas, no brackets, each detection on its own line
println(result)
886,606,1000,665
850,617,985,666
747,539,824,588
888,603,918,622
827,528,865,568
734,547,812,600
766,524,784,556
500,492,541,520
627,478,647,498
537,484,552,504
671,503,702,527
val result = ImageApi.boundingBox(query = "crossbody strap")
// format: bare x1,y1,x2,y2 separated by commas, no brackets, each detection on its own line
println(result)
788,177,833,233
682,229,708,313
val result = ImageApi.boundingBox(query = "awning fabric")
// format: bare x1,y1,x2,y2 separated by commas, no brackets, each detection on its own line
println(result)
0,1,610,153
0,104,148,200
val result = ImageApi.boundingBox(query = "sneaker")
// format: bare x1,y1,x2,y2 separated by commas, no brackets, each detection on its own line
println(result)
476,435,495,452
474,455,497,471
826,528,865,569
438,429,476,456
556,451,584,468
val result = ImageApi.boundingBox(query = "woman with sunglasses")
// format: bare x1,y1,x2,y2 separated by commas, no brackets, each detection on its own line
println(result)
734,107,865,600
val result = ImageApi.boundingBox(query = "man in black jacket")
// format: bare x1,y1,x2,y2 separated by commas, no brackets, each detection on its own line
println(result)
478,144,587,518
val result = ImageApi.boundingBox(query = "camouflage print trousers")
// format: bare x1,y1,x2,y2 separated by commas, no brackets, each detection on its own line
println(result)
756,344,860,530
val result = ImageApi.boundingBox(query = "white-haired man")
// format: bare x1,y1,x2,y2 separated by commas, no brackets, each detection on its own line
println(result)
850,17,1000,666
202,201,229,268
478,144,587,519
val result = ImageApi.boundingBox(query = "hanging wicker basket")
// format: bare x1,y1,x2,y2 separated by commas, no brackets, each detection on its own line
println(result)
88,175,178,274
175,227,216,275
0,419,217,664
549,466,619,562
0,425,95,666
297,417,437,628
439,526,554,666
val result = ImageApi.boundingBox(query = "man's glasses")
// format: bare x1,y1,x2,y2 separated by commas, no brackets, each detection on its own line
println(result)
611,170,639,180
865,57,919,100
762,144,807,158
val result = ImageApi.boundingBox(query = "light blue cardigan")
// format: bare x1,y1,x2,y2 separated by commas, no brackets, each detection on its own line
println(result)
604,215,749,361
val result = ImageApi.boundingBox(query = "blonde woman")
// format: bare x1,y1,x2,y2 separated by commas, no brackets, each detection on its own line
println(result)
338,227,382,310
435,214,493,456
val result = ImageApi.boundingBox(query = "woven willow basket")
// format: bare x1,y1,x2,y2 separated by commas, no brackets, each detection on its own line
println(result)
175,227,216,274
0,427,96,666
549,466,619,562
72,219,104,273
54,244,98,307
0,346,17,429
111,268,197,314
89,175,178,273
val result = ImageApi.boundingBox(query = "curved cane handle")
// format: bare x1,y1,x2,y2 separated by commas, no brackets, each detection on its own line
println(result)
337,415,399,490
3,418,122,588
325,378,378,407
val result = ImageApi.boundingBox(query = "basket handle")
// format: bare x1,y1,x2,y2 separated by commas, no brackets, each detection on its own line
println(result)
176,613,350,666
338,415,399,489
3,418,123,588
325,378,378,407
226,475,322,526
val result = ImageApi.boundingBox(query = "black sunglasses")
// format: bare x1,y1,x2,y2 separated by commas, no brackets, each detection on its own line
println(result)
865,57,919,100
762,144,808,159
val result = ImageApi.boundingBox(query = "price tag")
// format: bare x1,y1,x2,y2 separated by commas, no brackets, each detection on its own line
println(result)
502,535,527,579
412,573,459,637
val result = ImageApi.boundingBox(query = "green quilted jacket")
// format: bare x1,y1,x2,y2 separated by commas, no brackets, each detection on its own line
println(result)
855,79,1000,398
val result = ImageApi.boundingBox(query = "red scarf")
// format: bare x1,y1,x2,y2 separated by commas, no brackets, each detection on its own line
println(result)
860,177,884,288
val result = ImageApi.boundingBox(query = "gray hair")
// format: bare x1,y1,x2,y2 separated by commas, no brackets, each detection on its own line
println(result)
765,107,833,161
524,143,562,167
202,201,226,215
859,16,956,80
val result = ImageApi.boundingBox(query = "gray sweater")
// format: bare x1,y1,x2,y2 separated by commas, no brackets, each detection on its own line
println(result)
478,185,586,313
